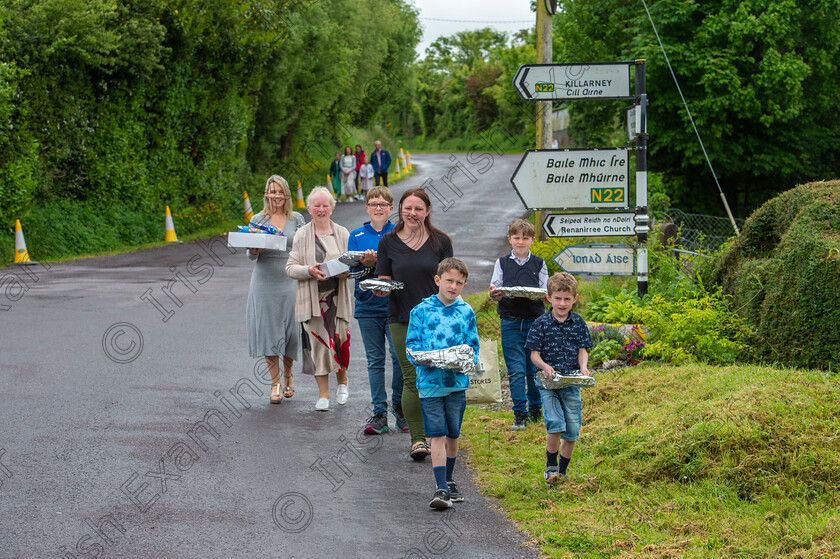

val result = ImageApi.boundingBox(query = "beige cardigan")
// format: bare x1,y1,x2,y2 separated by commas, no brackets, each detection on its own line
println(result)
285,220,353,324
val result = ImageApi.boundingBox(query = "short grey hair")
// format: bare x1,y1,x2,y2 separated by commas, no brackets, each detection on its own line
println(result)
306,186,335,210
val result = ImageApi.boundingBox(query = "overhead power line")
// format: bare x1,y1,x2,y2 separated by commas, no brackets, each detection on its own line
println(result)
419,17,532,24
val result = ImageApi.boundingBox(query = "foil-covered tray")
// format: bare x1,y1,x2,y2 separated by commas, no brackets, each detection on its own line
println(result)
338,251,367,267
496,286,547,300
359,278,405,292
407,344,475,374
537,370,595,389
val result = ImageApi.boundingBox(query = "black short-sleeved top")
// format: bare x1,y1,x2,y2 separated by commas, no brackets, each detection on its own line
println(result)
525,311,593,372
376,230,453,324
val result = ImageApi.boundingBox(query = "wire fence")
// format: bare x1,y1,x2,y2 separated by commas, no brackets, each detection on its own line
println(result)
654,208,745,252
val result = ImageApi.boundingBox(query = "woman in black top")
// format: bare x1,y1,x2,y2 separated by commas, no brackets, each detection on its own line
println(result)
375,188,453,460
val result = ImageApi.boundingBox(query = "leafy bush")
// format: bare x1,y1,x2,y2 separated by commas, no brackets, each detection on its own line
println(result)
589,339,622,367
701,181,840,370
583,288,643,323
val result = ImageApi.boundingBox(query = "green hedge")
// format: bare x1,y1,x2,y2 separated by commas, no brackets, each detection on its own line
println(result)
701,181,840,370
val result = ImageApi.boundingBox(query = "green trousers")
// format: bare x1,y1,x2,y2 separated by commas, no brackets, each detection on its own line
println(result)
389,322,425,444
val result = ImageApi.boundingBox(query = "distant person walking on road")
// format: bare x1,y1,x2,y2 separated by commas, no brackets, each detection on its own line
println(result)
358,156,374,194
375,188,453,460
340,146,357,202
348,187,406,435
406,257,479,509
354,144,366,197
286,187,352,411
329,152,342,199
246,175,306,404
370,140,391,187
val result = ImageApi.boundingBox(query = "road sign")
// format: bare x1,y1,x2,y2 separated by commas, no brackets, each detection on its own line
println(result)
512,62,633,101
544,212,637,237
553,244,636,276
510,148,630,210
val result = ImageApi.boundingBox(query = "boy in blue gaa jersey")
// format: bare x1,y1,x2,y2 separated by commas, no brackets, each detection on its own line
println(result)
406,258,480,509
347,187,407,435
525,272,592,485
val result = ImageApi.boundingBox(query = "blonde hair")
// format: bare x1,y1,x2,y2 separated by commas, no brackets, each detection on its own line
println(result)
263,175,293,218
306,186,335,210
546,272,578,296
366,186,393,205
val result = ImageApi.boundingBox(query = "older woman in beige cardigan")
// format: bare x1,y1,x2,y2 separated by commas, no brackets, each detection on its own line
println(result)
286,186,353,411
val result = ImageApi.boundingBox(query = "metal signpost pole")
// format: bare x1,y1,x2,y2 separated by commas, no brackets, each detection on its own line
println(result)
634,60,649,297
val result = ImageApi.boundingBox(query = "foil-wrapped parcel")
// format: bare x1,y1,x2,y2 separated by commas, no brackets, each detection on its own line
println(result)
407,344,476,374
338,251,367,267
496,286,547,300
359,278,405,292
537,369,595,389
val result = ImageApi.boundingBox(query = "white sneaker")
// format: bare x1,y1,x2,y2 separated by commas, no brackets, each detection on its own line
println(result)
336,384,349,405
356,194,365,201
315,398,330,411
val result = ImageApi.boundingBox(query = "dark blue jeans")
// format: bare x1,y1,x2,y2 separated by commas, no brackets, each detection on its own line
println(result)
500,317,542,415
358,316,402,414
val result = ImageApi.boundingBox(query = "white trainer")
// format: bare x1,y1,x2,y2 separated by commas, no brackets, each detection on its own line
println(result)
336,384,349,405
315,398,330,411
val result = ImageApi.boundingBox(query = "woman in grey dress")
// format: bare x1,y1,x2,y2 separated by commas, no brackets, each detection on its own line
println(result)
247,175,306,404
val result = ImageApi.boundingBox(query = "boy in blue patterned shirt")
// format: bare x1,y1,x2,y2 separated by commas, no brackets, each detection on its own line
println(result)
525,272,592,485
406,257,480,509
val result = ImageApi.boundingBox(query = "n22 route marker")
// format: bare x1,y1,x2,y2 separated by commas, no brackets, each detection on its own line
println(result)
512,62,633,101
553,244,635,276
510,148,630,210
544,212,636,237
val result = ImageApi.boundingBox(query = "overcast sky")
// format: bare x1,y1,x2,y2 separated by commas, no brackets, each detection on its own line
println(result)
412,0,535,59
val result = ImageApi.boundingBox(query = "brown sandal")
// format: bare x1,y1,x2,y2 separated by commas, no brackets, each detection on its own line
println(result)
410,441,430,461
283,374,295,398
270,383,283,404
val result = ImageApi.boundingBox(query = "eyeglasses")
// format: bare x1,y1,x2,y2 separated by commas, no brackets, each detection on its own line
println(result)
366,203,391,209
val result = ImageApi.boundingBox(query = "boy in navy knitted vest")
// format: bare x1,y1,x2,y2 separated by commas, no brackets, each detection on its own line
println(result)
489,219,548,431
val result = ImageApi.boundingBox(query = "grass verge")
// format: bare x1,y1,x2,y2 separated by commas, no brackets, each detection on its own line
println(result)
460,361,840,558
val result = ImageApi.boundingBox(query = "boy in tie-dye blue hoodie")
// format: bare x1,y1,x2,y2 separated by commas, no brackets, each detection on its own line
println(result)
406,257,480,509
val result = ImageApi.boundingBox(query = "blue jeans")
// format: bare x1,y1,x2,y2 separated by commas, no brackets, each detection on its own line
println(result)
358,316,403,414
500,317,542,415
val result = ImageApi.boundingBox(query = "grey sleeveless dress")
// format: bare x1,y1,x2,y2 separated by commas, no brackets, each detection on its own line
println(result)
246,211,306,358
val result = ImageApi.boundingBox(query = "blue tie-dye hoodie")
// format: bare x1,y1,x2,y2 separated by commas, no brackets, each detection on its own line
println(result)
406,294,480,399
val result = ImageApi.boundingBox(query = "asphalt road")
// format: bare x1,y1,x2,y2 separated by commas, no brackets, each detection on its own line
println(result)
0,152,542,558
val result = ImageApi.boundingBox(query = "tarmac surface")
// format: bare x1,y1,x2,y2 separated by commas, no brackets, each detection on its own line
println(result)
0,152,544,558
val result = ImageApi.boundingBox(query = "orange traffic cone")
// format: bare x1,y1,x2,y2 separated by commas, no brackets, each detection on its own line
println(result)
13,220,34,264
164,206,180,243
296,180,306,209
407,151,412,170
244,191,254,222
394,158,401,179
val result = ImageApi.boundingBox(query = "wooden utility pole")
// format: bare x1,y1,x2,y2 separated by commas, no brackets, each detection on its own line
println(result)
534,0,554,240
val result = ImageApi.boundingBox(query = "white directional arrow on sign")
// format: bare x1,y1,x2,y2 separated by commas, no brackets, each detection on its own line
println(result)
512,63,633,101
553,244,636,276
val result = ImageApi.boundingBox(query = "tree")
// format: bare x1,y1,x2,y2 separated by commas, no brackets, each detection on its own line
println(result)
553,0,840,216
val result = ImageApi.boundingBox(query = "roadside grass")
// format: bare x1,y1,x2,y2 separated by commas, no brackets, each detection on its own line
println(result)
460,360,840,558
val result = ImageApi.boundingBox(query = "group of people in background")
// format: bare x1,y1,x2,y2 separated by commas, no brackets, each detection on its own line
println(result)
329,141,391,203
244,169,592,510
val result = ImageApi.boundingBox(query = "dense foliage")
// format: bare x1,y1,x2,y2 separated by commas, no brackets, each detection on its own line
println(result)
552,0,840,216
0,0,419,259
701,180,840,370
